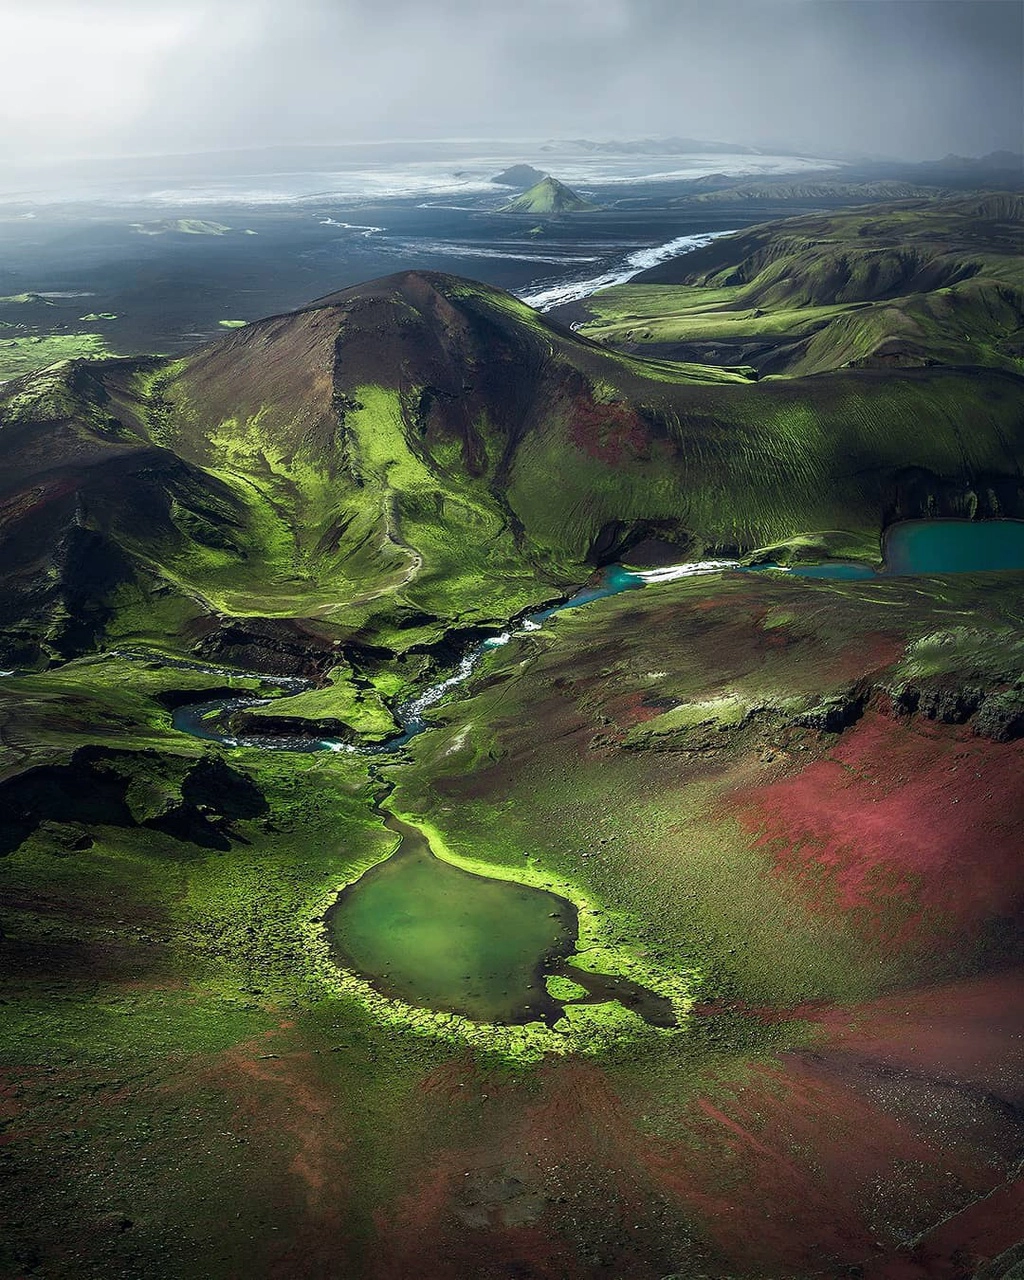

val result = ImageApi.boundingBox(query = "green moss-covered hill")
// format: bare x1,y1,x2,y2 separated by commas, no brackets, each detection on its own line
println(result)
1,200,1022,667
497,175,598,213
672,178,944,205
580,193,1024,375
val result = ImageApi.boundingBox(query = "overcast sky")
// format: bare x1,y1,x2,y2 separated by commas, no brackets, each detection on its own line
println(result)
1,0,1020,165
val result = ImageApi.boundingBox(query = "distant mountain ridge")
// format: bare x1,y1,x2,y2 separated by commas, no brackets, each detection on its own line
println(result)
670,179,944,205
543,136,765,156
921,150,1022,173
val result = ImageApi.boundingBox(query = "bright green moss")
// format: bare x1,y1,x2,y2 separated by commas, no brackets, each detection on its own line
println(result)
245,663,398,740
0,334,112,382
622,695,749,746
545,974,589,1001
895,625,1024,683
496,176,597,214
745,529,883,567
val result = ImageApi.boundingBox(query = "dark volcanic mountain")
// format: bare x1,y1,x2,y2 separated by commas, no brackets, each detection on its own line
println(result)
1,211,1022,666
490,163,548,188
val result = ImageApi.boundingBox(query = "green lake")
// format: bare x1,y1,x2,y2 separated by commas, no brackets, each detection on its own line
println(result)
326,814,578,1024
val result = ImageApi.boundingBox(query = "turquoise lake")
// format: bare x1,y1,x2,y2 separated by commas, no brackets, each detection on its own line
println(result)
884,518,1024,575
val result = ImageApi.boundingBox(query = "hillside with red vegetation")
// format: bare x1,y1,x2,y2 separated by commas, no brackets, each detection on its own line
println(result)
1,204,1023,1280
735,712,1024,951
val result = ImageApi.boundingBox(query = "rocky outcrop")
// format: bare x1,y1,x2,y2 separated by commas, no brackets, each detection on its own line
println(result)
227,710,356,742
793,690,868,733
889,682,986,724
972,691,1024,742
189,616,342,678
884,468,1024,528
0,746,267,857
886,680,1024,741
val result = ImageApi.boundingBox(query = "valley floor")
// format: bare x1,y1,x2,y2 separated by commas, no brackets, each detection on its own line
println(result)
2,565,1023,1279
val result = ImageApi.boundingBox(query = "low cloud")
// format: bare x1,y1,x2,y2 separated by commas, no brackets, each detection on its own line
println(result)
0,0,1019,164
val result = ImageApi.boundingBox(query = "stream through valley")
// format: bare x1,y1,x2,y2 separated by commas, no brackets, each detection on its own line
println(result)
168,561,727,1028
135,520,1024,1029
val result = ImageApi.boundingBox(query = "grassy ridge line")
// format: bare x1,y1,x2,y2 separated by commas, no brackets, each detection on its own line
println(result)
582,196,1023,376
508,366,1024,552
581,279,1023,376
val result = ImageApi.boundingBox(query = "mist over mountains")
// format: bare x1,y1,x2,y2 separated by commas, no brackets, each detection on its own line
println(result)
1,0,1020,169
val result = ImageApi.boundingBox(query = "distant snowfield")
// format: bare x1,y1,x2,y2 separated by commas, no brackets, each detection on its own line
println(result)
518,229,736,311
0,145,838,208
535,154,836,189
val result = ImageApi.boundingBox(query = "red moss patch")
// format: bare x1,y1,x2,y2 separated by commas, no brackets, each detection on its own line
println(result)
634,1058,989,1272
170,1030,356,1277
830,631,905,681
819,968,1024,1091
602,690,667,730
567,398,652,466
732,710,1024,947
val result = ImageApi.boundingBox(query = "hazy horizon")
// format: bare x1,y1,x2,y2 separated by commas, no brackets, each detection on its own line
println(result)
1,0,1020,169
